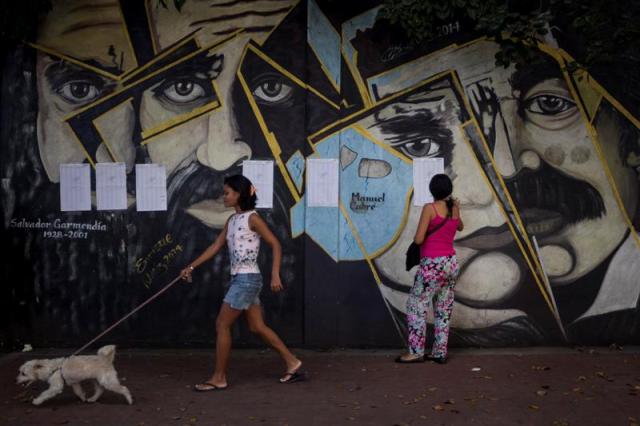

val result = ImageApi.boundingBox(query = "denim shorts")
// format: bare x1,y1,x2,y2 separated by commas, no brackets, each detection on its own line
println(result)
223,273,262,310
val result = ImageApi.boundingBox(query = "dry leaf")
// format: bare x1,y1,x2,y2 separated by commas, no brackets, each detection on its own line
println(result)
432,405,445,411
536,390,548,396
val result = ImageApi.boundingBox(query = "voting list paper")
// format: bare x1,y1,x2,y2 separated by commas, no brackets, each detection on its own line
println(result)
96,163,127,211
412,158,444,206
60,163,91,212
242,160,274,209
307,158,339,207
135,164,167,212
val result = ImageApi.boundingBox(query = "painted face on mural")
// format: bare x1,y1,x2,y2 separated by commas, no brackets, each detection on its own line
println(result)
141,0,298,228
369,40,639,330
34,1,135,182
34,0,297,226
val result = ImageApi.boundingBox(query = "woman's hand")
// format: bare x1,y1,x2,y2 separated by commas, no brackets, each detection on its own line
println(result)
180,266,194,283
271,273,284,292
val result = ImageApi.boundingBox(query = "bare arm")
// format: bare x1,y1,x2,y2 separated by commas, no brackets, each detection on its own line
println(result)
180,220,229,281
413,204,433,245
249,213,283,292
453,199,464,231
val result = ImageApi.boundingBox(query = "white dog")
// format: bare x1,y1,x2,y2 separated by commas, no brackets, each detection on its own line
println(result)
16,345,132,406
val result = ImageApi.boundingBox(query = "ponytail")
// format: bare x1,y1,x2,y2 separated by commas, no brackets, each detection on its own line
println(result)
445,197,454,218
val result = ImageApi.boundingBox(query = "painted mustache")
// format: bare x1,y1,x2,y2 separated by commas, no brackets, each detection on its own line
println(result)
505,161,606,236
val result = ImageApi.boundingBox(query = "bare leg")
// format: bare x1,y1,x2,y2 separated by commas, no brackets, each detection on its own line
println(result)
71,383,86,402
87,381,104,402
98,373,132,405
205,303,243,388
245,304,300,374
32,372,64,406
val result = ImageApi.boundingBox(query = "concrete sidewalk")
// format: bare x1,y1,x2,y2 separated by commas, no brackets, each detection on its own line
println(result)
1,347,639,425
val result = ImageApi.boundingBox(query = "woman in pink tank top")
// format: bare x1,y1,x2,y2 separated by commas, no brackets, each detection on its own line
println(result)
396,174,464,364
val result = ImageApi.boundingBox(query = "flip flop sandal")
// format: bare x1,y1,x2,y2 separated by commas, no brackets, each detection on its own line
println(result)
394,355,425,364
193,382,228,392
279,368,306,384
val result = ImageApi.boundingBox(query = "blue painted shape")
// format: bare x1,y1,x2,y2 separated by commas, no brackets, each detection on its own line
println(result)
307,0,341,89
338,127,412,260
341,7,380,64
286,151,305,193
290,196,306,238
305,203,340,261
313,133,341,158
338,207,364,259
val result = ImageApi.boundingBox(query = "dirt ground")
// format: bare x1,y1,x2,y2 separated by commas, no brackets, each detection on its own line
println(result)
1,347,639,425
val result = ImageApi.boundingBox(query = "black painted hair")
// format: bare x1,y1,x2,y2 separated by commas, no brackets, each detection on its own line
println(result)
224,174,257,211
429,173,454,216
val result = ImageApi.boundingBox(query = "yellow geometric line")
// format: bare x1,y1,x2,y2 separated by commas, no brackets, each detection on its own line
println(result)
338,202,382,285
259,1,299,47
144,0,159,56
91,97,135,162
307,69,456,148
450,71,556,314
66,122,97,169
245,44,340,110
140,100,221,143
307,41,341,94
62,35,239,121
286,149,305,193
341,47,373,107
236,51,301,202
549,53,640,252
28,43,121,81
351,123,412,164
119,32,207,83
537,44,640,131
460,121,554,313
364,36,489,97
115,1,140,69
589,95,604,125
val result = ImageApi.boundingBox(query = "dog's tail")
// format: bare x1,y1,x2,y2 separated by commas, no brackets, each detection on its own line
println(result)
97,345,116,363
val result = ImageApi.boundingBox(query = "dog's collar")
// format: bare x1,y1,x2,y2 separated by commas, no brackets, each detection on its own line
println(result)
52,359,69,384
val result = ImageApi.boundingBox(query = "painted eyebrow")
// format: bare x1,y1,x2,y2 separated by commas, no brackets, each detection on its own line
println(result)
211,25,274,36
189,5,292,26
206,0,292,7
155,53,224,79
44,61,110,89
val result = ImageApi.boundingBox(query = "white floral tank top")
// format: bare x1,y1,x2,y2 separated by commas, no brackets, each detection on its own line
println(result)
226,211,261,274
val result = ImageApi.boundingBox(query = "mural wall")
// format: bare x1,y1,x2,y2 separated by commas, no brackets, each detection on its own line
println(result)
1,0,639,349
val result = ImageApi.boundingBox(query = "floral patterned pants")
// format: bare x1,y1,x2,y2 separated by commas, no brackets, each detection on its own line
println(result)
406,255,459,358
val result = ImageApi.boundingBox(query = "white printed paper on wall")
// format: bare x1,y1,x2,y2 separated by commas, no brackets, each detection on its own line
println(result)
242,160,274,209
96,163,127,211
135,164,167,212
412,158,444,206
307,158,339,207
60,163,91,212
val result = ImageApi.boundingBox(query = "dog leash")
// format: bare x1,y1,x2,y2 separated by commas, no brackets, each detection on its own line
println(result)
70,275,183,357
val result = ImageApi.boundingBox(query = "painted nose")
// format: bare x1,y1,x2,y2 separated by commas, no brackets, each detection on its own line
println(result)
197,110,252,170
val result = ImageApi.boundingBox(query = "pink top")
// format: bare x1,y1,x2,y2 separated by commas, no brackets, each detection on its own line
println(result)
420,204,459,258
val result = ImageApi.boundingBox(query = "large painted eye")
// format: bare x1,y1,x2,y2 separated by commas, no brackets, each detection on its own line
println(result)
252,76,293,105
399,138,441,157
56,80,101,104
160,79,208,104
524,94,576,115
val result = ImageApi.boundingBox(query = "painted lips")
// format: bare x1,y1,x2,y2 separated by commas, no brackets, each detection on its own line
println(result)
186,196,234,228
456,208,565,250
